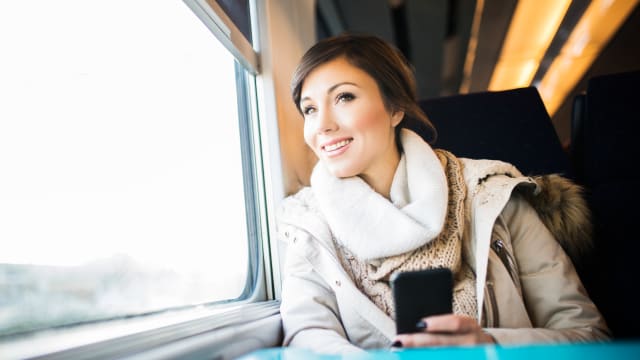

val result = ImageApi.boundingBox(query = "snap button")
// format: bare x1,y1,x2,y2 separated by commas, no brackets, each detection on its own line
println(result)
293,237,297,243
335,280,341,287
284,231,290,238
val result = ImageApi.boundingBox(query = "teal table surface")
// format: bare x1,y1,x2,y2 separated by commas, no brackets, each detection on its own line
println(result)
238,341,640,360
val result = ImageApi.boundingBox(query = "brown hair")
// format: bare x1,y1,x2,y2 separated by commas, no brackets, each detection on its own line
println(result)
291,33,436,143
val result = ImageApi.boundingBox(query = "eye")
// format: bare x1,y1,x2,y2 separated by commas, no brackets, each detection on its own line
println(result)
302,105,316,116
336,92,355,104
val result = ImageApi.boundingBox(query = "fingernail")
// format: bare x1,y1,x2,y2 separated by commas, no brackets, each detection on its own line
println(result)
391,340,403,348
415,320,428,330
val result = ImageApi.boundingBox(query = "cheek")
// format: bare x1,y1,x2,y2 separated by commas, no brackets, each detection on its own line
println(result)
349,103,390,132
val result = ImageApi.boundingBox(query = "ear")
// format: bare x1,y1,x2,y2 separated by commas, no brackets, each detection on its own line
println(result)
391,110,404,127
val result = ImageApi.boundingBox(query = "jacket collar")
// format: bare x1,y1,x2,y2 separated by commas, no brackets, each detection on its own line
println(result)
310,129,448,261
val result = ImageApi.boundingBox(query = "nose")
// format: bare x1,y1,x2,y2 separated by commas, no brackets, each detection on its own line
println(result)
315,108,338,134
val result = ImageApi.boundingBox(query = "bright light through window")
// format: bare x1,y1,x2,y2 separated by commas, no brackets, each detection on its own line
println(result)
0,0,249,335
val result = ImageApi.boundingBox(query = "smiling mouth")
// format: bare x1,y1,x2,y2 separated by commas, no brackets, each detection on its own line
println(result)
322,139,353,152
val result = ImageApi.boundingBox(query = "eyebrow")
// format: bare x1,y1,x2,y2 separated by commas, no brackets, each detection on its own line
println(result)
300,81,358,103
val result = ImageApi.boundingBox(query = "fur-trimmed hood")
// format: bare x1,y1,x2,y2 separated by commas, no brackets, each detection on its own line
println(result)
520,174,592,266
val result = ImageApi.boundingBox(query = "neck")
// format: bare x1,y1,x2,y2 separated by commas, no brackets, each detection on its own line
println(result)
359,149,401,199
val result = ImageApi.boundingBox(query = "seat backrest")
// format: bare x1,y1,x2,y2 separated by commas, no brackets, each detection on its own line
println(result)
570,69,640,339
572,70,640,187
417,87,571,177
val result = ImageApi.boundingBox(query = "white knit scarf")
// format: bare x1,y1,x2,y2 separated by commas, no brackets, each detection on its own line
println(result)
310,129,448,260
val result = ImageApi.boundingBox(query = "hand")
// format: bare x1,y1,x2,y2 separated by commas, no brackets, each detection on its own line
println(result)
393,314,495,348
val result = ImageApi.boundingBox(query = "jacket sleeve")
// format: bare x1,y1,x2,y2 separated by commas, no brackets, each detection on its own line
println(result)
485,195,611,344
279,232,364,354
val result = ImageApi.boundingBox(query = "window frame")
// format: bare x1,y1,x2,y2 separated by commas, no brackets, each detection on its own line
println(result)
235,61,270,301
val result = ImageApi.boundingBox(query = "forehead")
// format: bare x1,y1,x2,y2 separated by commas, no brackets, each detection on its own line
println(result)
300,57,377,97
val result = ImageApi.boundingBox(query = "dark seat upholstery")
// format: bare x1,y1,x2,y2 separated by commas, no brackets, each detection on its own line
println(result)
570,70,640,339
417,87,571,178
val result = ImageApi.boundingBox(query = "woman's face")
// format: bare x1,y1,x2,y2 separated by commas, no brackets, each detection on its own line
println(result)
299,57,404,181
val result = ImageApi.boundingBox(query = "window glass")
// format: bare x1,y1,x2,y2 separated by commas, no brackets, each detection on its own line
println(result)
0,0,251,336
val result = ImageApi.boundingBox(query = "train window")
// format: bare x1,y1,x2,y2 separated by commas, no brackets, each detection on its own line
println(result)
0,0,263,339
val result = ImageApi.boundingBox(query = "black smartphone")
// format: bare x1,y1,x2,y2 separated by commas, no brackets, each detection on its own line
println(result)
390,268,453,334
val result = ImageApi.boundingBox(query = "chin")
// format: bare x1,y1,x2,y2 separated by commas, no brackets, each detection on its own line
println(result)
326,164,359,179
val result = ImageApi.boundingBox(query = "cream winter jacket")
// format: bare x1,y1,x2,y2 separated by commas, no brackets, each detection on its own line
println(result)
277,131,610,354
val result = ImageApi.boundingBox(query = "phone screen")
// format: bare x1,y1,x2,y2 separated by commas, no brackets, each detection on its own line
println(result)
390,268,453,334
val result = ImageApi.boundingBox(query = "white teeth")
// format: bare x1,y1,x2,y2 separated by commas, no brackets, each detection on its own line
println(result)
324,139,352,152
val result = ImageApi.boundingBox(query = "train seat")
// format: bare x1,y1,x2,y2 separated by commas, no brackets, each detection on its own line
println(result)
570,69,640,339
416,87,571,178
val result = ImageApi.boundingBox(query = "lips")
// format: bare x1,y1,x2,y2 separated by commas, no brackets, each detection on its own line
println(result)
322,139,351,151
321,138,353,156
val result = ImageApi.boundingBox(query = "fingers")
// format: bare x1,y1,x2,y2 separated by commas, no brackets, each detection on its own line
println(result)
392,314,493,348
419,314,479,333
395,332,479,347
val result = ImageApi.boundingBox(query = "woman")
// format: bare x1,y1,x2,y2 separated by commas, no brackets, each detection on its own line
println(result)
277,33,609,354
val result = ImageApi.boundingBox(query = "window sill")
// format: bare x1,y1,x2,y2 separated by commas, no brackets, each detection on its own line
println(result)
0,300,281,359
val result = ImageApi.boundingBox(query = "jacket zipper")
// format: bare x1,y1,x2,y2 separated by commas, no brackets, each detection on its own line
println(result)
484,280,499,327
491,238,521,292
